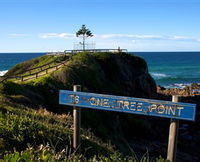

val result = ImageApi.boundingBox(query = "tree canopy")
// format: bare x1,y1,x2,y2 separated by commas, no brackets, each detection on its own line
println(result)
76,25,93,50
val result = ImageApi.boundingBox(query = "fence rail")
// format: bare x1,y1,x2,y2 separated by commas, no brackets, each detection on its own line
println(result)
0,60,68,84
47,49,128,55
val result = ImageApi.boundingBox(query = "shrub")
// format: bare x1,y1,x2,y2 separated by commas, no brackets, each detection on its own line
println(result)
0,81,24,95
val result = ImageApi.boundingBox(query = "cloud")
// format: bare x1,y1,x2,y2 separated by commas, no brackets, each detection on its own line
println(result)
97,34,200,42
132,40,137,44
97,34,163,39
39,32,200,43
8,33,28,37
40,33,76,39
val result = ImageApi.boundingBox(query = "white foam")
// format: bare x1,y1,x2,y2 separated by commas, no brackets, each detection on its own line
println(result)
173,83,188,89
151,72,168,79
0,70,8,76
167,83,200,89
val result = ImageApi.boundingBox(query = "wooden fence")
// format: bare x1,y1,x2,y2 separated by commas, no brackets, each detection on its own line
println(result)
0,60,67,83
46,49,128,55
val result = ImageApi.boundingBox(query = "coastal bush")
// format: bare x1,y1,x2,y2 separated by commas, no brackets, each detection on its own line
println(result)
26,75,66,109
0,111,71,153
0,52,161,160
0,102,118,159
2,145,167,161
0,81,24,95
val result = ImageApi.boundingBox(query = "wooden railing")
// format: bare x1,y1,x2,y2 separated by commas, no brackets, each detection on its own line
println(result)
0,60,68,83
46,49,128,55
12,59,63,76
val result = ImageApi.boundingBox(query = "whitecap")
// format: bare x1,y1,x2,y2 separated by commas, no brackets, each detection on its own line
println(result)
173,83,188,89
168,83,200,89
151,72,168,79
0,70,8,76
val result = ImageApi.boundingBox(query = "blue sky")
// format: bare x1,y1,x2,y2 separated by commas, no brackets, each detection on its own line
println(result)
0,0,200,52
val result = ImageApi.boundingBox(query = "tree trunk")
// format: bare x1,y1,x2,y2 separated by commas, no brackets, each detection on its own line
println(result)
83,34,85,51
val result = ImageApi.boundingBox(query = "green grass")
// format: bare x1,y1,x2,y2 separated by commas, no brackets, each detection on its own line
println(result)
0,99,117,160
5,55,68,77
0,52,166,161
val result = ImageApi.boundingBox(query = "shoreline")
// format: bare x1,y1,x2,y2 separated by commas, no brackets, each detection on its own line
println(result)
0,70,8,76
157,82,200,96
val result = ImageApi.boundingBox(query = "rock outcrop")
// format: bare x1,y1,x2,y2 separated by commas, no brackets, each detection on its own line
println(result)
53,52,157,98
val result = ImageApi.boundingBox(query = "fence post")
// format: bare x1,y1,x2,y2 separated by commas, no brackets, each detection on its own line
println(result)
167,95,180,162
73,85,81,153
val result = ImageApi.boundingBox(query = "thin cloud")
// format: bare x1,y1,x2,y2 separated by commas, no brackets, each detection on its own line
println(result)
98,34,163,39
39,32,200,43
40,33,76,39
97,34,200,42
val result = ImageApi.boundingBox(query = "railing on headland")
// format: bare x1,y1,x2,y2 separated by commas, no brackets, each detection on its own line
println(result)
46,49,128,55
0,60,68,84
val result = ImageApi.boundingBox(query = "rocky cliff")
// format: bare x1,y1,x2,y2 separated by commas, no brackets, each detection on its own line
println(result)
53,52,157,98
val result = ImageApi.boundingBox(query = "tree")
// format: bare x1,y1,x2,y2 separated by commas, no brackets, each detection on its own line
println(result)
76,24,93,51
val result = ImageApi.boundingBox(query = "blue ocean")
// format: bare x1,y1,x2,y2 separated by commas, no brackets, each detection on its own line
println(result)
0,52,199,88
134,52,200,88
0,53,44,76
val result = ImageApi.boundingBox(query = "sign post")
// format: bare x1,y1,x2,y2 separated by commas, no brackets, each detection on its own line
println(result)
59,89,196,158
73,85,81,153
59,90,196,121
167,96,180,162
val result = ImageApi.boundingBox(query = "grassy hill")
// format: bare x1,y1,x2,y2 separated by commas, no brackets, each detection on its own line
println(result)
0,52,167,161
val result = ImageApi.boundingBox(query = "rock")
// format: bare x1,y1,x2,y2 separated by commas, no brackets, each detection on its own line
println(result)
157,85,166,91
53,52,157,98
191,83,200,89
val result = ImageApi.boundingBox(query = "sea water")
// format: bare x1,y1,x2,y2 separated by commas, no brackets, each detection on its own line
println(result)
0,52,199,88
133,52,200,88
0,53,44,76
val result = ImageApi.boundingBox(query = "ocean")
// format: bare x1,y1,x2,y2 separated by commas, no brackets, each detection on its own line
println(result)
134,52,200,88
0,53,44,76
0,52,199,88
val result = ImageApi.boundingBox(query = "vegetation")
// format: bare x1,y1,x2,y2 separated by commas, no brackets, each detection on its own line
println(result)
76,25,93,51
5,55,68,76
0,52,166,161
0,94,166,161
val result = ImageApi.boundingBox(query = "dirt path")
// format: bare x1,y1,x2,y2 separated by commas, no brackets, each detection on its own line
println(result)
15,61,67,83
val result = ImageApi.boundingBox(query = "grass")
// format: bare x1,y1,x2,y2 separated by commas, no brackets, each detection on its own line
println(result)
0,98,117,160
0,52,166,161
0,88,166,161
5,54,68,77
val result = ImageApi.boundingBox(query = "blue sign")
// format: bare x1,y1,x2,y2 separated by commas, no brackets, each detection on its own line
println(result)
59,90,196,121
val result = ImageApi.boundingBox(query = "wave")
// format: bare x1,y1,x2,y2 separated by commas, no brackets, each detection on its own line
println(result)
151,73,168,79
165,82,200,89
0,70,8,76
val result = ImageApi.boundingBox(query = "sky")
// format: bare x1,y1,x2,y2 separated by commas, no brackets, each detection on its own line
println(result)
0,0,200,52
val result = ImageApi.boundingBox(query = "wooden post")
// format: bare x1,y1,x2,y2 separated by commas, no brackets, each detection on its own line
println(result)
167,95,180,162
73,85,81,153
